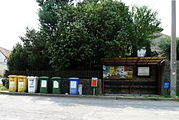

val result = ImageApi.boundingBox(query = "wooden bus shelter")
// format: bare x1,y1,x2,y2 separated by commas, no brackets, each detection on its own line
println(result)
101,57,165,95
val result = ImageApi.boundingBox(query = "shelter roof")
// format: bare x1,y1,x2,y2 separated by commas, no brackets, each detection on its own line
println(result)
101,57,165,65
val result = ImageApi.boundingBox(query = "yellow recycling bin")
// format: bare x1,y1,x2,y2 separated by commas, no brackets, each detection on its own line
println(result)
18,76,28,92
8,75,18,92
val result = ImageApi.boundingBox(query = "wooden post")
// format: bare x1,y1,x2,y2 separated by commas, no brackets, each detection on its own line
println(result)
157,64,161,95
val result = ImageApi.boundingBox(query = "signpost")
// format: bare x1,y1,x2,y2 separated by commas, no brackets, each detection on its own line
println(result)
91,77,98,95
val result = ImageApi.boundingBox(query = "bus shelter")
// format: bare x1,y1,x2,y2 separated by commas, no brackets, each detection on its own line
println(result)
101,57,165,95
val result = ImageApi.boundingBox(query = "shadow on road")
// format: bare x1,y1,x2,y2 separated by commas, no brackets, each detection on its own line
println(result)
29,95,179,111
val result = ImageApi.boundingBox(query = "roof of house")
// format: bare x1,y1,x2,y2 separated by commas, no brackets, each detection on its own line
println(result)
0,47,11,58
151,33,169,54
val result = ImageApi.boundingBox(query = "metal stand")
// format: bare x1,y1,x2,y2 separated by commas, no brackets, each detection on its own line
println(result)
93,87,96,96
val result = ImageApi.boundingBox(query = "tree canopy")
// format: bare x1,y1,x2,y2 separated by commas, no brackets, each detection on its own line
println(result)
8,28,51,71
8,0,163,70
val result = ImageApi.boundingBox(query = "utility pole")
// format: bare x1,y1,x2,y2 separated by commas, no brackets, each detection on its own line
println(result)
170,0,177,97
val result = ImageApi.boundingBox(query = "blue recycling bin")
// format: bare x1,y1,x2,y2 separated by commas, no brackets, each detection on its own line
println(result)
69,77,80,95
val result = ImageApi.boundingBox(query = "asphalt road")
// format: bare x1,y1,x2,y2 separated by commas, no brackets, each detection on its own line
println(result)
0,94,179,120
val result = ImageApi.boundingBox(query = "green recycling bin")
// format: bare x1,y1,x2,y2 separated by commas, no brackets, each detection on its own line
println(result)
52,77,62,94
40,76,49,93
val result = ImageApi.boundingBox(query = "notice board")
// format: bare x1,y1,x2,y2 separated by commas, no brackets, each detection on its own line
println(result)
103,65,133,79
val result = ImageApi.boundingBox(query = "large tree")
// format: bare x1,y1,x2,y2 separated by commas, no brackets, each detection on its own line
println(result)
130,6,163,56
7,43,28,71
8,28,52,71
38,0,162,70
8,0,163,70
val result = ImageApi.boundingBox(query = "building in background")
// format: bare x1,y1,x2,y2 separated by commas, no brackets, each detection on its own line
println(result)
0,47,11,76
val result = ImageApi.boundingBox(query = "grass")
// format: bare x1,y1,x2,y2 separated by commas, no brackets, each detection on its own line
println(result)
95,94,105,96
143,95,171,99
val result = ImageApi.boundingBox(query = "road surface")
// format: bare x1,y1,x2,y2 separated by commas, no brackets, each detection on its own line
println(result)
0,94,179,120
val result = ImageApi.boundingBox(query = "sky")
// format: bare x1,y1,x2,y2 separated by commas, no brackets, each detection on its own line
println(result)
0,0,178,50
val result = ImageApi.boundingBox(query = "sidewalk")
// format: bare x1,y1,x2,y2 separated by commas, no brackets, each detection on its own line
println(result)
0,91,179,101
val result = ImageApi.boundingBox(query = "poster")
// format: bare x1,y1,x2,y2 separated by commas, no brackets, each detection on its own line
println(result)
70,81,77,88
18,82,24,88
137,67,150,76
41,80,47,87
103,65,133,79
53,81,59,88
110,66,115,74
9,81,15,88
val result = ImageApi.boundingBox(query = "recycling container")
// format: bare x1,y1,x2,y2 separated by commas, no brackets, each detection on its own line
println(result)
0,78,2,86
69,77,80,95
52,77,62,94
18,76,28,92
40,76,49,93
27,76,38,93
2,78,9,89
8,75,18,92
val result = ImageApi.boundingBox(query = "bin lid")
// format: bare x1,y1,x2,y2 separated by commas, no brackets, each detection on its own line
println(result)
8,75,17,78
27,76,38,79
69,77,80,81
39,76,49,79
2,77,8,80
18,76,27,78
51,77,61,80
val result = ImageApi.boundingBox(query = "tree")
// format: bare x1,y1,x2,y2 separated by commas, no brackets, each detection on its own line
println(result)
22,28,52,70
38,0,162,69
38,0,135,69
159,36,179,60
79,0,134,59
7,43,28,71
8,28,52,71
8,0,163,71
37,0,71,34
130,6,163,56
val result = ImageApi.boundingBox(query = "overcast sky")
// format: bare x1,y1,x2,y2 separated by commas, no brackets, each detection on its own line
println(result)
0,0,178,50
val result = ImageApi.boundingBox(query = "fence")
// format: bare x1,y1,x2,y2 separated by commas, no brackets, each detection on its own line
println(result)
4,70,102,79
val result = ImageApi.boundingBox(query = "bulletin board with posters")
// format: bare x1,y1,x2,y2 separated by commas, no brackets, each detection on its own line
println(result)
103,65,133,79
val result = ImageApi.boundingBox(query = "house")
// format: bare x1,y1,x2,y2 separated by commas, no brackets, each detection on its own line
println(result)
151,33,169,56
0,47,11,76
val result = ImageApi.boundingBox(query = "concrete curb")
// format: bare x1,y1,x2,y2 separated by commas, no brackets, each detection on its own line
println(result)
0,91,179,101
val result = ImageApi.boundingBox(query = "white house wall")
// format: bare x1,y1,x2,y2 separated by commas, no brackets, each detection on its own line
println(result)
0,52,7,76
0,52,6,63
